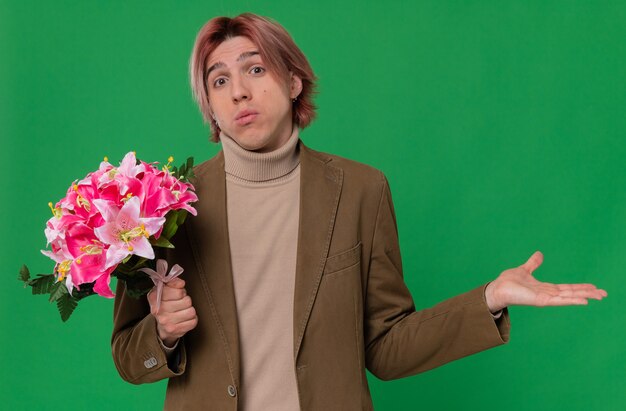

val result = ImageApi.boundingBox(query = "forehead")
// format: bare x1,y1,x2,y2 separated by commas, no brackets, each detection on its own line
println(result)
206,36,260,67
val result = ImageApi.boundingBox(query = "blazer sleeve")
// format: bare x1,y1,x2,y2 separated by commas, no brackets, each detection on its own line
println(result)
110,268,188,384
363,174,510,381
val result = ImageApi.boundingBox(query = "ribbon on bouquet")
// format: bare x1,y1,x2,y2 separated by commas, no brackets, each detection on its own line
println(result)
139,259,184,313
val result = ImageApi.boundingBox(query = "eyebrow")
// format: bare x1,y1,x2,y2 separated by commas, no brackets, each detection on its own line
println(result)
205,51,260,78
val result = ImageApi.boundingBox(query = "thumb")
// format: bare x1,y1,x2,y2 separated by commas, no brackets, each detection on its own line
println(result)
521,250,543,273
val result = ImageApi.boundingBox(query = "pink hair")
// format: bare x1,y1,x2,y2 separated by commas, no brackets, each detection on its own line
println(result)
189,13,318,143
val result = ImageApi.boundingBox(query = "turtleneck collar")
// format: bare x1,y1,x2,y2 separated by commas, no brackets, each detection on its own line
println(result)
220,126,300,183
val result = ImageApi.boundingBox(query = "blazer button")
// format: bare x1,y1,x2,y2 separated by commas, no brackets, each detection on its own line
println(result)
144,357,158,369
227,385,237,397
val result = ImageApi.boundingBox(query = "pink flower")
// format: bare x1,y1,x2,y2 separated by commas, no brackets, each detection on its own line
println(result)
93,196,165,269
140,172,177,217
65,223,115,297
140,166,198,217
59,182,102,227
40,240,75,296
117,151,145,179
169,180,198,216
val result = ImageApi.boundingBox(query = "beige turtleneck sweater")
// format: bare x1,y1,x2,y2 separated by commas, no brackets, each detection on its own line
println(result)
220,126,301,410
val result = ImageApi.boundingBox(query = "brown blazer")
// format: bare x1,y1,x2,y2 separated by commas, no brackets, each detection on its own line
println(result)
111,140,510,410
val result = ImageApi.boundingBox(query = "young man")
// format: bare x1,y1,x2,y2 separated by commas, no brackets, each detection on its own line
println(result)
111,13,607,410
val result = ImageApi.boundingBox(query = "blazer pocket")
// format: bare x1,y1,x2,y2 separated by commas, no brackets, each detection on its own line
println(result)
323,241,362,276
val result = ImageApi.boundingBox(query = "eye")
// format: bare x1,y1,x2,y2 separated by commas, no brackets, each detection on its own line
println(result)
250,65,265,75
212,77,227,88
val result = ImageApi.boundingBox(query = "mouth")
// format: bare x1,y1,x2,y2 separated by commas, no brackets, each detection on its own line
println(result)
235,110,259,126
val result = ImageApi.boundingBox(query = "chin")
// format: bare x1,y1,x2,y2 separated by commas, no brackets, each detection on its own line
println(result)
234,135,269,151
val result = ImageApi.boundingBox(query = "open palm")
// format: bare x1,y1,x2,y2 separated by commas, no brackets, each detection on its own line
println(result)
485,251,608,312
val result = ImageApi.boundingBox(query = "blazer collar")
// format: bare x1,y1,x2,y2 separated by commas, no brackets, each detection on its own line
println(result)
188,139,343,381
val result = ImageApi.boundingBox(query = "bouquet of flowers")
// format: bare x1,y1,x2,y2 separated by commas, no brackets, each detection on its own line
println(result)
18,151,198,321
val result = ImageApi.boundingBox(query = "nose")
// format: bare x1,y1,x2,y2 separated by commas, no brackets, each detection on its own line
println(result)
231,74,250,103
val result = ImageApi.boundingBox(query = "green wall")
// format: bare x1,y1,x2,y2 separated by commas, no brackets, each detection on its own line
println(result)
2,1,623,410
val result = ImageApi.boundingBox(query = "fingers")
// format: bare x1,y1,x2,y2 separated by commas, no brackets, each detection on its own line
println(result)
521,251,544,273
162,285,187,301
557,283,596,291
150,280,187,301
160,295,194,313
149,291,193,312
557,283,608,297
156,307,198,338
147,281,192,317
556,283,607,296
168,278,186,289
150,282,198,341
159,306,197,324
535,286,608,306
543,296,590,306
537,282,607,298
555,288,606,300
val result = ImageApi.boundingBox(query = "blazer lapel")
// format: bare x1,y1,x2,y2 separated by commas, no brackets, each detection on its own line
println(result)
293,141,343,361
187,151,241,386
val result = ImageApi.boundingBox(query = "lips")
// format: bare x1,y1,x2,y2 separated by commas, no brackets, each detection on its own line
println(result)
235,109,259,125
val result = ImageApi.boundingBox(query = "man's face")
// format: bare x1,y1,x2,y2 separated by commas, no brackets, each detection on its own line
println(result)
206,36,302,152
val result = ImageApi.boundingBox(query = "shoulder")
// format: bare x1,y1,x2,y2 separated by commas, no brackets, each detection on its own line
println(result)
191,150,224,179
300,142,392,211
302,143,387,187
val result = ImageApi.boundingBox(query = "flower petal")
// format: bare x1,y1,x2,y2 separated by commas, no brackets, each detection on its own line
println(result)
140,216,166,235
116,196,141,230
130,237,154,260
92,199,118,223
94,222,121,246
104,246,128,270
93,271,115,298
66,274,75,297
117,152,139,177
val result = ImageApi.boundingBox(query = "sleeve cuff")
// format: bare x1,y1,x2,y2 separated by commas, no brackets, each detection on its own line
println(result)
121,314,187,384
158,335,180,353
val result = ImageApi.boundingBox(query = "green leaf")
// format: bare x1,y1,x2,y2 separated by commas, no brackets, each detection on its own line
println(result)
71,282,97,301
175,156,195,181
48,281,68,302
115,255,148,275
126,257,148,272
18,265,31,283
113,269,153,299
186,158,196,180
176,209,188,226
124,283,152,299
151,235,175,248
56,293,78,322
162,210,181,240
30,274,56,295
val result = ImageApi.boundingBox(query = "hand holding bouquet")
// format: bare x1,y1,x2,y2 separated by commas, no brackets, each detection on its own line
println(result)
18,152,198,321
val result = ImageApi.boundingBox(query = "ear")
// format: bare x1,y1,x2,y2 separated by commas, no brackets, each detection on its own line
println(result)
289,73,303,99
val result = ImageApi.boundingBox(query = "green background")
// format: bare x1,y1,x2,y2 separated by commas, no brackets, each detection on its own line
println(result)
2,1,624,410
